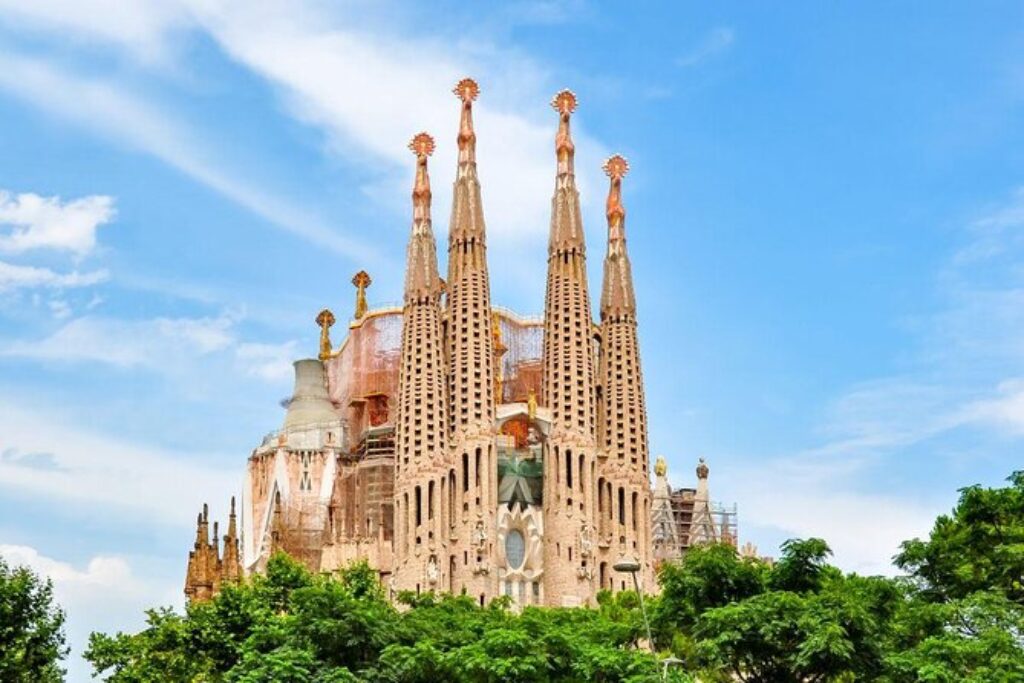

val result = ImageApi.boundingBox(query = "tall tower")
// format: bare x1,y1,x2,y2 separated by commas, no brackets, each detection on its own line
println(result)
541,90,599,606
394,132,450,595
445,78,498,599
597,155,655,591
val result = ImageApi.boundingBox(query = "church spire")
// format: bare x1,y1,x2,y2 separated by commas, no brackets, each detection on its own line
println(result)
547,90,587,256
552,89,577,178
597,155,652,590
394,128,450,595
404,133,441,303
445,77,497,598
599,155,636,321
453,77,479,168
541,88,599,605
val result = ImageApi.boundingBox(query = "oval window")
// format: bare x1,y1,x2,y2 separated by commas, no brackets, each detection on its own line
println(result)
505,529,526,570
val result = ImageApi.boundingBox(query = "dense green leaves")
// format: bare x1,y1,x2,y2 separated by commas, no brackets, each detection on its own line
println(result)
896,470,1024,604
0,556,67,683
79,470,1024,682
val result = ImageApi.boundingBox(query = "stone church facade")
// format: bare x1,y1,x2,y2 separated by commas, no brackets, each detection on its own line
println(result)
185,78,689,607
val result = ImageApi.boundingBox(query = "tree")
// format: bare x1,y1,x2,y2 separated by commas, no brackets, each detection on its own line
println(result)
0,554,68,683
895,471,1024,604
691,556,899,682
884,592,1024,682
653,543,768,640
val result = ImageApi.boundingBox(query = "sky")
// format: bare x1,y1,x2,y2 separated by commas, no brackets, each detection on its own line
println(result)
1,1,1023,679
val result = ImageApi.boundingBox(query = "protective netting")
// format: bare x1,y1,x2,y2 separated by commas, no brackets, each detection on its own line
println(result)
327,306,543,449
326,309,403,446
493,307,543,405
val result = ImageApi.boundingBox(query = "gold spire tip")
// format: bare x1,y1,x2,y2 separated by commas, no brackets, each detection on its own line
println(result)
603,154,629,180
453,77,480,103
551,89,578,115
408,132,436,157
316,309,335,330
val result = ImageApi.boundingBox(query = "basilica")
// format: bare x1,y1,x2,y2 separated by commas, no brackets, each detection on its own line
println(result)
184,79,737,607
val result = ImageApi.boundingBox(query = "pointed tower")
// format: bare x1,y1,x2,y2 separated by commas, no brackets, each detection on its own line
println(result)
650,456,680,566
596,154,654,591
688,458,718,546
446,78,498,599
541,90,599,606
394,132,451,595
221,496,243,583
184,504,219,602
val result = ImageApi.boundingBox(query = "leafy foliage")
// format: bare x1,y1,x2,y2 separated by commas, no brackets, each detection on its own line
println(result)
0,555,68,683
895,470,1024,604
82,471,1024,682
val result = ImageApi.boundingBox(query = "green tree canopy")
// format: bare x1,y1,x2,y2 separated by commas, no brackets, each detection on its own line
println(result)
895,470,1024,604
0,554,68,683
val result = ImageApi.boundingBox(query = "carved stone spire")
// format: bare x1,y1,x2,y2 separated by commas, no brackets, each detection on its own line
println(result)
453,77,479,168
541,88,599,606
599,155,636,320
445,77,497,598
351,271,371,320
552,89,577,178
394,129,450,595
597,154,652,591
404,133,442,302
547,90,587,257
222,496,242,583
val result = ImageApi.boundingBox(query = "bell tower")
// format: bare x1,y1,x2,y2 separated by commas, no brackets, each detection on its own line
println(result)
540,90,599,605
596,155,654,591
393,132,450,595
445,78,498,599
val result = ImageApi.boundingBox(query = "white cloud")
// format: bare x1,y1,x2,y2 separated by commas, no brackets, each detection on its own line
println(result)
236,340,298,382
676,27,735,68
729,466,936,575
0,53,375,262
0,0,188,63
0,544,181,683
0,399,237,526
0,190,114,256
0,261,109,293
1,313,233,367
963,379,1024,435
189,0,609,250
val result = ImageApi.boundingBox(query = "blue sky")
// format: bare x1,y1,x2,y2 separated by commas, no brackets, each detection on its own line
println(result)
1,1,1023,679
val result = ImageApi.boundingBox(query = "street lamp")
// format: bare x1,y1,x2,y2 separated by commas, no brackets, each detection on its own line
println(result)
613,558,654,651
660,656,684,681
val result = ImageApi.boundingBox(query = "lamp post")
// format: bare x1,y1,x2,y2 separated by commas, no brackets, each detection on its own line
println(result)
660,656,684,681
613,558,654,650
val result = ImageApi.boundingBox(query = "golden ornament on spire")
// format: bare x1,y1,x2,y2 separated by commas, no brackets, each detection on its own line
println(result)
408,131,436,157
315,308,336,360
409,132,435,223
603,154,629,233
655,454,667,477
527,390,537,421
453,77,480,103
351,270,371,320
551,89,577,176
453,78,479,166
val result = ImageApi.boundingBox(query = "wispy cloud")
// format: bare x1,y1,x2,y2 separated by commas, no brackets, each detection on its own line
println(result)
190,0,608,249
0,399,237,526
676,27,735,68
0,53,375,262
0,0,189,63
0,261,108,293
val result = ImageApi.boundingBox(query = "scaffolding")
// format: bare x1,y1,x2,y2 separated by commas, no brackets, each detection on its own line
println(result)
326,305,545,451
666,487,739,554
